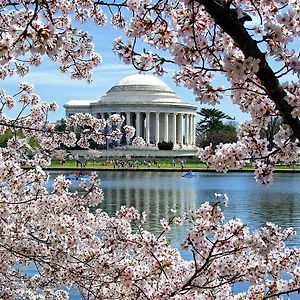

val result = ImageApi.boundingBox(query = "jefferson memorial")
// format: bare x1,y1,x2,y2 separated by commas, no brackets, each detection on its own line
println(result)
64,74,197,156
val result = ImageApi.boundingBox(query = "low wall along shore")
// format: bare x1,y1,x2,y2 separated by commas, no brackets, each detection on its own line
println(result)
69,148,199,158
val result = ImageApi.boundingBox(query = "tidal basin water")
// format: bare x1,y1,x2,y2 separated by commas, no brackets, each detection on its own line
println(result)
47,170,300,298
50,170,300,247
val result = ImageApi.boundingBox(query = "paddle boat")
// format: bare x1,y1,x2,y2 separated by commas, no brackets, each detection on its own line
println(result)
182,171,197,178
66,172,91,181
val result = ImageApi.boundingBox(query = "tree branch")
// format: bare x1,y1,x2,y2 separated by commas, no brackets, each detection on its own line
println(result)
196,0,300,140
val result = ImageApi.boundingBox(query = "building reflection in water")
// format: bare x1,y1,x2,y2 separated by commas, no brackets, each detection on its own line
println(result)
47,170,300,249
96,171,198,245
101,186,196,235
47,170,197,232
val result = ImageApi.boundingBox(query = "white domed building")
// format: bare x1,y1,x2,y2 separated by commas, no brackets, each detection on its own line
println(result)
64,74,197,156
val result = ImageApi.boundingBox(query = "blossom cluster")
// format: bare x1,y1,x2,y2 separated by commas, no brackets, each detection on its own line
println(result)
66,112,135,148
198,141,248,173
173,66,223,105
0,1,106,81
223,54,260,84
132,136,147,148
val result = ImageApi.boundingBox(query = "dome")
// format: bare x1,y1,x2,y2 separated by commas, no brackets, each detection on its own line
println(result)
100,73,181,104
117,74,169,87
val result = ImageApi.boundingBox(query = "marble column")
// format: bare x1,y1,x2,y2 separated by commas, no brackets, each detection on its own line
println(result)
164,113,169,141
172,113,177,145
189,114,193,146
192,114,196,145
136,112,141,137
178,113,183,146
125,112,131,144
145,112,150,144
184,114,189,145
155,112,160,144
126,112,131,125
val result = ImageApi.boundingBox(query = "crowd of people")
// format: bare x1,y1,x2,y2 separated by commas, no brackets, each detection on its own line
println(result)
102,159,187,170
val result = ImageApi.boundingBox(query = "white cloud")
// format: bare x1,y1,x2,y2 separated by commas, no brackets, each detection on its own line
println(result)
2,63,135,88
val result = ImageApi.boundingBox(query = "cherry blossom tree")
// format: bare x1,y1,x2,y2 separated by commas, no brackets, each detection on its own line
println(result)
87,149,102,163
52,149,68,164
0,0,300,299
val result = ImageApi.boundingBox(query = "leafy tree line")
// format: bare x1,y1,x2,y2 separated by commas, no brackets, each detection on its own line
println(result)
0,130,39,150
196,108,238,148
196,109,283,152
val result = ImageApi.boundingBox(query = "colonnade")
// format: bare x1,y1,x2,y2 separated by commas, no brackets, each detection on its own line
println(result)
96,111,196,146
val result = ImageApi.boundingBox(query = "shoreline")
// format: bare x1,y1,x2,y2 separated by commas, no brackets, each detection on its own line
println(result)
43,167,300,173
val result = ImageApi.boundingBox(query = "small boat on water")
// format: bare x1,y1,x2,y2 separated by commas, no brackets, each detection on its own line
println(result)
182,171,197,178
66,172,91,181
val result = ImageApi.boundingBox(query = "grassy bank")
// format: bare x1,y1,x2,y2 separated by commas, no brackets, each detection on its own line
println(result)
48,159,300,172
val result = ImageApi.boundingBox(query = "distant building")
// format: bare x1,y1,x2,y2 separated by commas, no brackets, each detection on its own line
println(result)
64,74,197,153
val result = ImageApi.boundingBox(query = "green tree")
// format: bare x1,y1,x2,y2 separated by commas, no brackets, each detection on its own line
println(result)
260,117,282,151
0,130,13,147
54,119,67,132
0,130,39,151
196,108,237,148
197,108,234,132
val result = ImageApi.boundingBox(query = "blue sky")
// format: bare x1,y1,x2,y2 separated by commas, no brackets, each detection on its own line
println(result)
2,21,249,123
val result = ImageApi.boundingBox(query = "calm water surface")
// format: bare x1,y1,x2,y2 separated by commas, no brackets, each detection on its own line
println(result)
49,171,300,245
